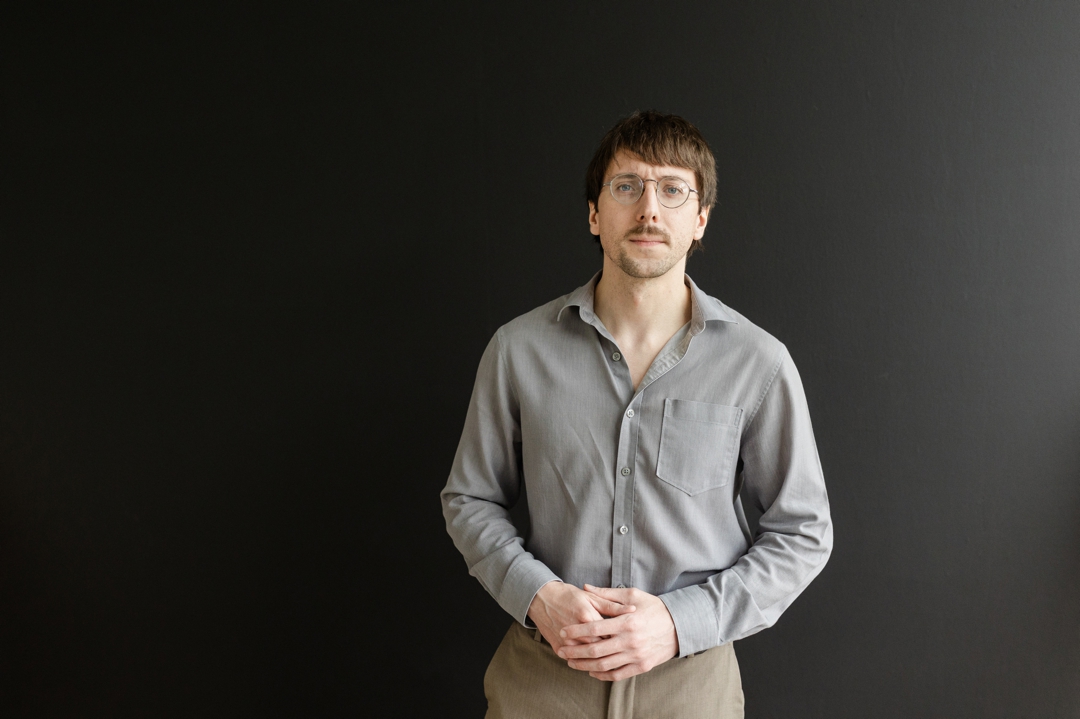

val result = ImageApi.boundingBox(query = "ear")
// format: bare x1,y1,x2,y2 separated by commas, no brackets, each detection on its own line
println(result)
694,205,710,240
589,201,601,236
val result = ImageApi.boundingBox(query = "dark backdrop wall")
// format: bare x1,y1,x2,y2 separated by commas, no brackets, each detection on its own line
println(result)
2,2,1078,717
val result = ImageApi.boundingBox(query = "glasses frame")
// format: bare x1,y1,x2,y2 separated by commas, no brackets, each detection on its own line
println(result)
601,173,700,209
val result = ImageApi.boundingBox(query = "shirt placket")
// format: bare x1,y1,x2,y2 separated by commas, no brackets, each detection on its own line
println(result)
611,389,640,589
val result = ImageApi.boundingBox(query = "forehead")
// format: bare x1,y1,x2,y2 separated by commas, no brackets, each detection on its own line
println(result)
606,150,697,186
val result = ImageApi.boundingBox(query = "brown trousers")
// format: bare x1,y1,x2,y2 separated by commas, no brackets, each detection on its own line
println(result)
484,623,744,719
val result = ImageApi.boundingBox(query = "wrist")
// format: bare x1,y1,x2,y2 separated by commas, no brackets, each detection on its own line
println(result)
528,580,564,619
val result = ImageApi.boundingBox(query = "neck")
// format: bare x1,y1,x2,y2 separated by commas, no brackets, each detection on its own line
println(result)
593,260,692,342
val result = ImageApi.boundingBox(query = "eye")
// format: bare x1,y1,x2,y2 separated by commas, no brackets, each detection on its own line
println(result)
615,182,635,193
660,180,687,197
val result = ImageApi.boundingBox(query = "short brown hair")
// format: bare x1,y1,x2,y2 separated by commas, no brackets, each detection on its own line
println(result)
585,111,717,255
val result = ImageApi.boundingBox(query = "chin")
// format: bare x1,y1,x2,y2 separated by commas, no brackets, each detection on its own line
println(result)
616,260,679,280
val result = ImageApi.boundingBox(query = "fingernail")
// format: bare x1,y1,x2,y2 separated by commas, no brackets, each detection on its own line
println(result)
560,629,567,637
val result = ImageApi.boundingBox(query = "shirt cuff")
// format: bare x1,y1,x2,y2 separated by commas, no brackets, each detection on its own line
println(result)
519,579,564,629
500,561,562,627
660,584,721,657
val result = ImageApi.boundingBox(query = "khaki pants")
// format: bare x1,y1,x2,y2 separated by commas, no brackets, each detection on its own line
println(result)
484,623,744,719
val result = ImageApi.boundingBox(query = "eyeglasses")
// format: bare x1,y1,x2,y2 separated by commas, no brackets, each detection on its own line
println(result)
601,173,699,209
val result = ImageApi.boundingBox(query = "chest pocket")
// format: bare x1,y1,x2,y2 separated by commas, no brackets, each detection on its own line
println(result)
656,399,743,496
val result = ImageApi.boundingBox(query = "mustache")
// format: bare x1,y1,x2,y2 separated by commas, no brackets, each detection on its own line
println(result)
622,225,670,242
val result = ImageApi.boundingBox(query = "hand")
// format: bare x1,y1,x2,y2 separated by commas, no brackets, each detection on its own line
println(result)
527,581,637,654
556,584,679,681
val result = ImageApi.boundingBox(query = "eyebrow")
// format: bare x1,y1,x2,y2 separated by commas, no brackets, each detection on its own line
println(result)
609,171,697,185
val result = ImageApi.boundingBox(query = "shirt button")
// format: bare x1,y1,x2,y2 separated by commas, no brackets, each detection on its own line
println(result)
619,525,628,535
626,409,634,418
620,467,631,476
612,351,622,361
616,583,626,589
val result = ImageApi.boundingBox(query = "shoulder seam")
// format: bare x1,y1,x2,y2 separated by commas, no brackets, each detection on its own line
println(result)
743,343,787,430
493,327,520,405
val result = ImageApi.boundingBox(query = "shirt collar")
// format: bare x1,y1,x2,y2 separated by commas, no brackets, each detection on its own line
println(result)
557,272,739,334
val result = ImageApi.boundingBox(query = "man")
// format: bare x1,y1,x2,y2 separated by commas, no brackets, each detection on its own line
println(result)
441,111,832,718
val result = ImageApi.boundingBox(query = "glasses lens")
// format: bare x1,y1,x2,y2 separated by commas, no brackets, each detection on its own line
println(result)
608,174,643,204
657,178,690,208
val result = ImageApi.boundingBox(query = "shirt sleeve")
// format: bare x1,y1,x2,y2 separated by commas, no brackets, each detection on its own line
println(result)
659,345,833,656
440,329,562,625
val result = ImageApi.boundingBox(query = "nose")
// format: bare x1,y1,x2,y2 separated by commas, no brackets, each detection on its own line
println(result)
635,179,662,222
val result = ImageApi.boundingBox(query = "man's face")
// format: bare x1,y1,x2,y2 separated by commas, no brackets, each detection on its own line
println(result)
589,150,710,281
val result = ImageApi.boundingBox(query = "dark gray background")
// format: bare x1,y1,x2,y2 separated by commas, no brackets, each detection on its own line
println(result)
2,2,1078,717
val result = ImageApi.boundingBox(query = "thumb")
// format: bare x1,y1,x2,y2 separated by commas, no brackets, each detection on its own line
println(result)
583,584,620,597
583,584,636,612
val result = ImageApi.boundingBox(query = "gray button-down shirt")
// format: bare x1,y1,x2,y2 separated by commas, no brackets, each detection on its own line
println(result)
441,273,832,656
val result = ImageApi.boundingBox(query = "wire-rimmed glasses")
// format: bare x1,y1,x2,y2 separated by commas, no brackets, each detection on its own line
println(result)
601,173,699,209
